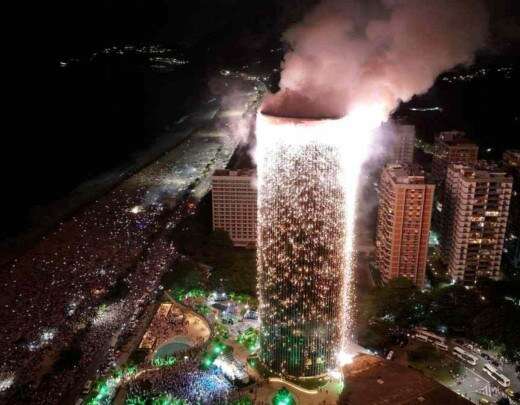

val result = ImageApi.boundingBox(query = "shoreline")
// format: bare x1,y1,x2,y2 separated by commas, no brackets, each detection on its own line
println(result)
0,101,219,266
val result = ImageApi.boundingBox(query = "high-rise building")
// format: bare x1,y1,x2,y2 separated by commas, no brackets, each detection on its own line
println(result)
441,162,512,285
256,114,346,377
393,123,415,164
211,169,257,247
432,131,479,185
503,150,520,168
431,131,479,227
376,163,435,287
502,151,520,268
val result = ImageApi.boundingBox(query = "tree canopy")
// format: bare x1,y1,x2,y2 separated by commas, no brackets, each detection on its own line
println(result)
359,277,520,362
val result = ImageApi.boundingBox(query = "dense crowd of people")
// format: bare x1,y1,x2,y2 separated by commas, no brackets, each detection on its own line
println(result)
0,109,246,405
127,356,239,404
147,304,190,348
0,177,195,404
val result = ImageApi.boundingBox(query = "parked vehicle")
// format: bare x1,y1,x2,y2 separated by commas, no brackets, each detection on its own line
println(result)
452,346,478,366
463,343,475,351
482,363,510,388
435,341,449,351
413,329,446,346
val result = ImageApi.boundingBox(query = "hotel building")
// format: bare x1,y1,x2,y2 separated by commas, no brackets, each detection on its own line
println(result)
211,169,257,247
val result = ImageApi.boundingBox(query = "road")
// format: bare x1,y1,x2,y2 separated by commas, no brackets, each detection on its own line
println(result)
444,342,519,404
405,336,519,404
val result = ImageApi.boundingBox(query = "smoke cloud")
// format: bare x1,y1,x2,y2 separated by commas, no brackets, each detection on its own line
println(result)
262,0,489,120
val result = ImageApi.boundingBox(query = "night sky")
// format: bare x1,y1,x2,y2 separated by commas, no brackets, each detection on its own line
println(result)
4,0,519,241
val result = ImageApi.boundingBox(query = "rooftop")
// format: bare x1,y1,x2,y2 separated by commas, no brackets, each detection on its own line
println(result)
503,150,520,165
384,163,433,185
213,169,255,177
449,162,512,183
340,354,471,405
436,131,477,148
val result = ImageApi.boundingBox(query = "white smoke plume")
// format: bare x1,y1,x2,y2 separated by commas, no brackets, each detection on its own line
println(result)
263,0,489,120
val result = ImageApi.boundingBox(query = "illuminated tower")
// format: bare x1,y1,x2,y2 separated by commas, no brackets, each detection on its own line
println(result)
256,113,347,377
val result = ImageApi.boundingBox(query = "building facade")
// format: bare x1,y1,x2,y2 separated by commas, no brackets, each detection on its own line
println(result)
393,123,415,164
503,150,520,168
441,163,512,285
211,169,257,247
502,151,520,268
376,164,435,287
431,131,479,185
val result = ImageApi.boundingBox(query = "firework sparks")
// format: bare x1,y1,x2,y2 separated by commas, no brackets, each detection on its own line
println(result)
256,108,382,376
256,114,346,377
337,105,385,358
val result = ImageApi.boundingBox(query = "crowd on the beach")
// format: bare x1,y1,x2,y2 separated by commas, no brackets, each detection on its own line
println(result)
0,185,190,404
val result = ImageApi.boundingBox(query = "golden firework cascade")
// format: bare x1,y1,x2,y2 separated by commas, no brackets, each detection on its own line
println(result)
256,114,350,377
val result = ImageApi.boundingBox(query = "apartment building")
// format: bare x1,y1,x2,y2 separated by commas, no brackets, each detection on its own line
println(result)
503,150,520,168
432,131,479,185
393,123,415,164
376,163,435,287
502,151,520,267
441,162,512,284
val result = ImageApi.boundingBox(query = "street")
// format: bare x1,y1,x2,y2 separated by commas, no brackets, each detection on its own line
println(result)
401,335,519,404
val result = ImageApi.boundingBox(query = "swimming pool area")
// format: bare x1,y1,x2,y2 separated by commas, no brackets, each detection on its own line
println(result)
155,336,193,358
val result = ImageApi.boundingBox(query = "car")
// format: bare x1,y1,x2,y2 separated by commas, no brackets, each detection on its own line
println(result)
481,353,492,361
386,350,394,360
463,343,474,351
505,388,514,398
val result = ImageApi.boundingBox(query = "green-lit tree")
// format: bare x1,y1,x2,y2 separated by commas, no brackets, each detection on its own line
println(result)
272,387,295,405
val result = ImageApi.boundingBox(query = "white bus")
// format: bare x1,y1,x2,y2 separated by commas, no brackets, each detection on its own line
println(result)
415,333,429,343
414,329,446,345
435,341,449,351
482,363,510,388
453,346,478,366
